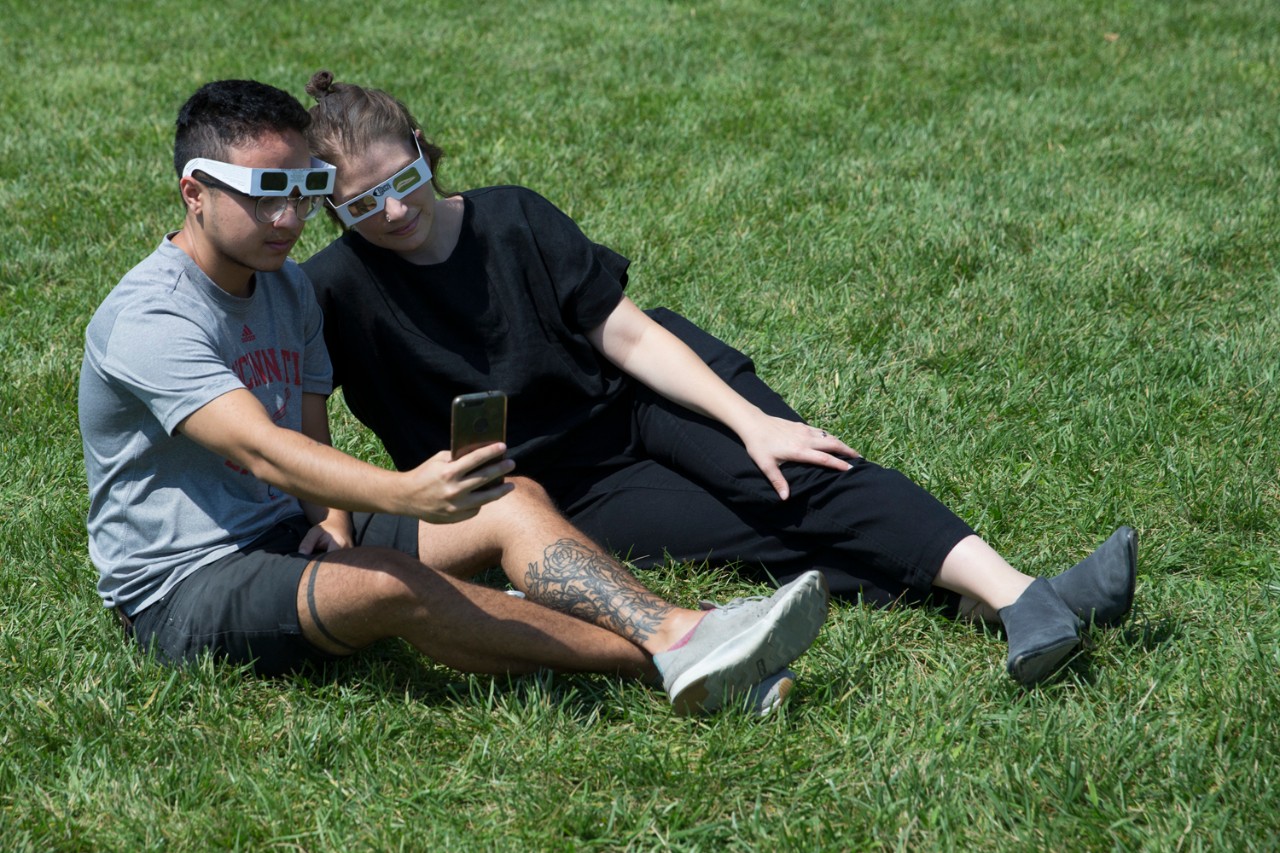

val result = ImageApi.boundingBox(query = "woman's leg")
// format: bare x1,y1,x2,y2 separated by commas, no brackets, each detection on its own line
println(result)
552,455,964,607
639,308,1132,625
935,535,1032,609
617,310,1139,683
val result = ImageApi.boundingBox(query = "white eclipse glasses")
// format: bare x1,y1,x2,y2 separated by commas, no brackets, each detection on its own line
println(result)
324,136,433,227
181,158,337,196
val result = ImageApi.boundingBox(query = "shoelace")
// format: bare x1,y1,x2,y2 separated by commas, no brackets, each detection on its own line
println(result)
697,594,770,612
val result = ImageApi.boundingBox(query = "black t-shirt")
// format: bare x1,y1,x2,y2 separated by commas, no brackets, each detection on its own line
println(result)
301,186,633,476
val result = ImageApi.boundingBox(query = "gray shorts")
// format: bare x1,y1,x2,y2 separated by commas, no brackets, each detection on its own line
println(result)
127,513,418,675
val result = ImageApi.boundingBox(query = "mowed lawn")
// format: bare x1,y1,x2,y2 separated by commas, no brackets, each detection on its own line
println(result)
2,0,1278,849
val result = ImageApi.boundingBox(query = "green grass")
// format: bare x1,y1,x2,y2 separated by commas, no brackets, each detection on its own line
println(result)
3,0,1279,849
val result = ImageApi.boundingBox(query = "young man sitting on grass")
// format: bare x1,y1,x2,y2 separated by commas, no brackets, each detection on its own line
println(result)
77,79,828,716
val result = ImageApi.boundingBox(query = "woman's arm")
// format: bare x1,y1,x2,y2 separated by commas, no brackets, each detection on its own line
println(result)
587,296,859,499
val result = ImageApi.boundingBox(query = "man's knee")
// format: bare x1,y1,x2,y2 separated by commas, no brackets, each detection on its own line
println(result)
492,475,560,522
467,475,578,550
506,475,551,504
413,477,569,573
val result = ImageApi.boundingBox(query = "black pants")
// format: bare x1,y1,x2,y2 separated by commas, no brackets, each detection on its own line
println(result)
540,309,975,608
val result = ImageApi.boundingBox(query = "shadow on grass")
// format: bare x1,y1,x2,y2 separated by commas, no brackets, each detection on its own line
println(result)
1049,609,1178,688
939,599,1177,690
291,639,638,720
101,604,635,721
1114,611,1179,651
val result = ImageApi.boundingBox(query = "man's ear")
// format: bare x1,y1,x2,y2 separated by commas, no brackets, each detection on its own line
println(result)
178,176,206,215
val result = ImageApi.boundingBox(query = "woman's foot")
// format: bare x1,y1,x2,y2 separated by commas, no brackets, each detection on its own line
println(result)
958,527,1138,630
999,578,1081,686
1048,526,1138,628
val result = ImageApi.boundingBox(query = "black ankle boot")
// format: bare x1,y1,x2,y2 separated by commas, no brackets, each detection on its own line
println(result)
1049,526,1138,628
999,578,1081,686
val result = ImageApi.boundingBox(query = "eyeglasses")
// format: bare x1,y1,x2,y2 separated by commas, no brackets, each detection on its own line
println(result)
182,157,336,224
324,136,432,227
189,173,324,223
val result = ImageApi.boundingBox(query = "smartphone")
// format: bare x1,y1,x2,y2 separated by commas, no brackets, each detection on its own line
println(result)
451,391,508,460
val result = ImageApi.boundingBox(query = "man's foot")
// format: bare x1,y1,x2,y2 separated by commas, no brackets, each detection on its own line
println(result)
1000,578,1081,687
654,571,829,715
1048,526,1138,628
695,603,796,717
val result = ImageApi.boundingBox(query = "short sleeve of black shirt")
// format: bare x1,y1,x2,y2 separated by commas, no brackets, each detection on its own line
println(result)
301,186,634,475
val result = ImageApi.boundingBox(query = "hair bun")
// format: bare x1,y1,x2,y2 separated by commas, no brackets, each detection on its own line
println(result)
305,70,337,100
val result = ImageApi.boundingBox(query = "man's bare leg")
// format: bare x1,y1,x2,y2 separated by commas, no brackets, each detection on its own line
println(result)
296,545,654,679
408,478,829,713
414,478,704,655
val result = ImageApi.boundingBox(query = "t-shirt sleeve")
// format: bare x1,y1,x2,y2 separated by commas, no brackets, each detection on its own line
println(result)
519,190,629,331
573,241,630,329
97,303,244,435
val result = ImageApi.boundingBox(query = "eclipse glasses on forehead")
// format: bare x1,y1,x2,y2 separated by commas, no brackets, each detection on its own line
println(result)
323,136,432,227
181,158,336,196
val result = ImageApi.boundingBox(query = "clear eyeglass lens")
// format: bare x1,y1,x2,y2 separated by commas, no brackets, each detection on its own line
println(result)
255,196,319,223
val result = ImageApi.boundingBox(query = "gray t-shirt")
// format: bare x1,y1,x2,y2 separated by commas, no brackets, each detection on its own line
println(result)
79,236,333,616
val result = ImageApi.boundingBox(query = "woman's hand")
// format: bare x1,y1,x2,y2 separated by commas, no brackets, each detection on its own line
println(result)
739,415,861,501
587,298,860,500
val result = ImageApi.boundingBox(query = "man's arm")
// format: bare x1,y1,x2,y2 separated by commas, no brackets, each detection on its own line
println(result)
587,296,858,500
178,388,513,523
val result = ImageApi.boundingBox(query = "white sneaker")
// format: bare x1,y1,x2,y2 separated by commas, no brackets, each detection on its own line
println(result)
653,571,828,715
744,668,796,717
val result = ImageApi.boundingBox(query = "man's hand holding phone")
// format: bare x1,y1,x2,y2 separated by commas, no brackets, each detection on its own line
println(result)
380,391,509,524
399,443,514,524
381,392,513,524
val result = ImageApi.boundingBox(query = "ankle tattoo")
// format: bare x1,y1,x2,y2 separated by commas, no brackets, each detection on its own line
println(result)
525,538,670,644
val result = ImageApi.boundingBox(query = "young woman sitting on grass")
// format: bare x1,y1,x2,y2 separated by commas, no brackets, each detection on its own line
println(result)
298,70,1138,689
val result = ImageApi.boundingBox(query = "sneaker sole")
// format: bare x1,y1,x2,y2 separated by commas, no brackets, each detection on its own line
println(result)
670,572,828,715
755,673,794,717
